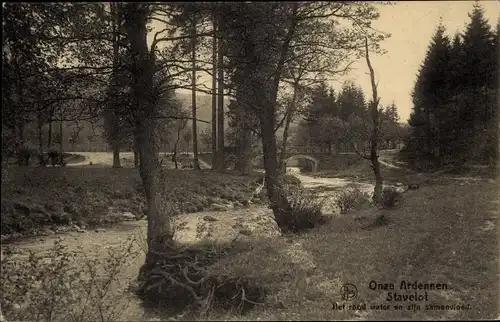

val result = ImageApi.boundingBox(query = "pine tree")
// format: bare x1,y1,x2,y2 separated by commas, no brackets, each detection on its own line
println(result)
303,83,331,123
408,3,498,168
301,83,340,151
386,102,400,123
380,103,400,149
462,2,495,91
338,81,367,121
459,2,496,163
408,21,452,167
486,19,499,168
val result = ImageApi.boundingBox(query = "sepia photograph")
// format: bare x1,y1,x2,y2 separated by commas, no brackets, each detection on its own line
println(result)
1,1,499,321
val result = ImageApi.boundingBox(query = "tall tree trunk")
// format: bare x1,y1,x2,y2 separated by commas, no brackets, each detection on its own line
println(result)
58,119,64,165
191,18,200,170
237,128,252,174
278,81,299,173
110,2,122,169
37,112,44,166
133,150,139,168
364,37,383,204
216,14,225,172
133,141,140,168
211,16,218,169
123,4,173,271
172,146,178,169
47,117,53,151
258,3,298,232
234,97,252,175
113,148,121,168
172,123,183,169
260,114,289,230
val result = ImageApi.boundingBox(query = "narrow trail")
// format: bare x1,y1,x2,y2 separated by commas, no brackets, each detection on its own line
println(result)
66,152,212,169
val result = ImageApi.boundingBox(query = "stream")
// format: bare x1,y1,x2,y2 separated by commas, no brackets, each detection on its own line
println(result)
286,166,375,214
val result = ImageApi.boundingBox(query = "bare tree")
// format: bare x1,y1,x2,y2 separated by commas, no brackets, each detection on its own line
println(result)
211,14,218,169
364,37,383,204
216,12,225,173
340,37,384,203
105,2,123,168
190,13,201,170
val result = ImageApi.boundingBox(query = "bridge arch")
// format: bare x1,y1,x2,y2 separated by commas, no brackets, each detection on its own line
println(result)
252,153,320,173
285,154,319,173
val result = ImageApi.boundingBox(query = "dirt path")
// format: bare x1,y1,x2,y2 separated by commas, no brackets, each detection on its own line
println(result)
67,152,212,170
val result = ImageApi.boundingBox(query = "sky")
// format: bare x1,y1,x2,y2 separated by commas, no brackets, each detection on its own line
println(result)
333,1,499,122
152,1,500,123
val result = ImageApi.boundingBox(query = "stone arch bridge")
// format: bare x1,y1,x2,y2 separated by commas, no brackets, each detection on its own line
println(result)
253,151,363,173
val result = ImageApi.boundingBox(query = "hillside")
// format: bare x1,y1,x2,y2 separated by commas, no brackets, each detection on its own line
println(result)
22,91,301,153
175,91,229,135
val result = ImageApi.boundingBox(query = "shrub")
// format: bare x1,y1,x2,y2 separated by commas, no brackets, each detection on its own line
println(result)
281,173,302,187
273,184,327,233
380,187,402,209
48,150,60,166
335,188,372,214
17,147,35,166
1,236,140,322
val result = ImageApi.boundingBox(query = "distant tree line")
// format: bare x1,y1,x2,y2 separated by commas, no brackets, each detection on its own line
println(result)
293,81,407,155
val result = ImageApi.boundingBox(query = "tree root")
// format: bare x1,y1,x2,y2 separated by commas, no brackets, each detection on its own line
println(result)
135,243,266,317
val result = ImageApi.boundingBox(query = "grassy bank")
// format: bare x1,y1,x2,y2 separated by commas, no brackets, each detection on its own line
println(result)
317,156,495,184
1,167,263,239
202,173,499,320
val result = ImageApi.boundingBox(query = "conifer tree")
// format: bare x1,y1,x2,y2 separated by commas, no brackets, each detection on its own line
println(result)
408,2,498,168
408,21,452,167
459,2,496,163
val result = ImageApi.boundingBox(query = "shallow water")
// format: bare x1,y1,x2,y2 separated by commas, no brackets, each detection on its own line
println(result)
286,167,374,214
286,167,409,214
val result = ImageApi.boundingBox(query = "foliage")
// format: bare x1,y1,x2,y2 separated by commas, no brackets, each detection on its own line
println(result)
380,187,403,209
335,188,372,214
1,237,141,322
380,102,404,149
281,173,302,187
2,3,112,162
275,181,328,233
300,83,341,149
296,81,406,153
